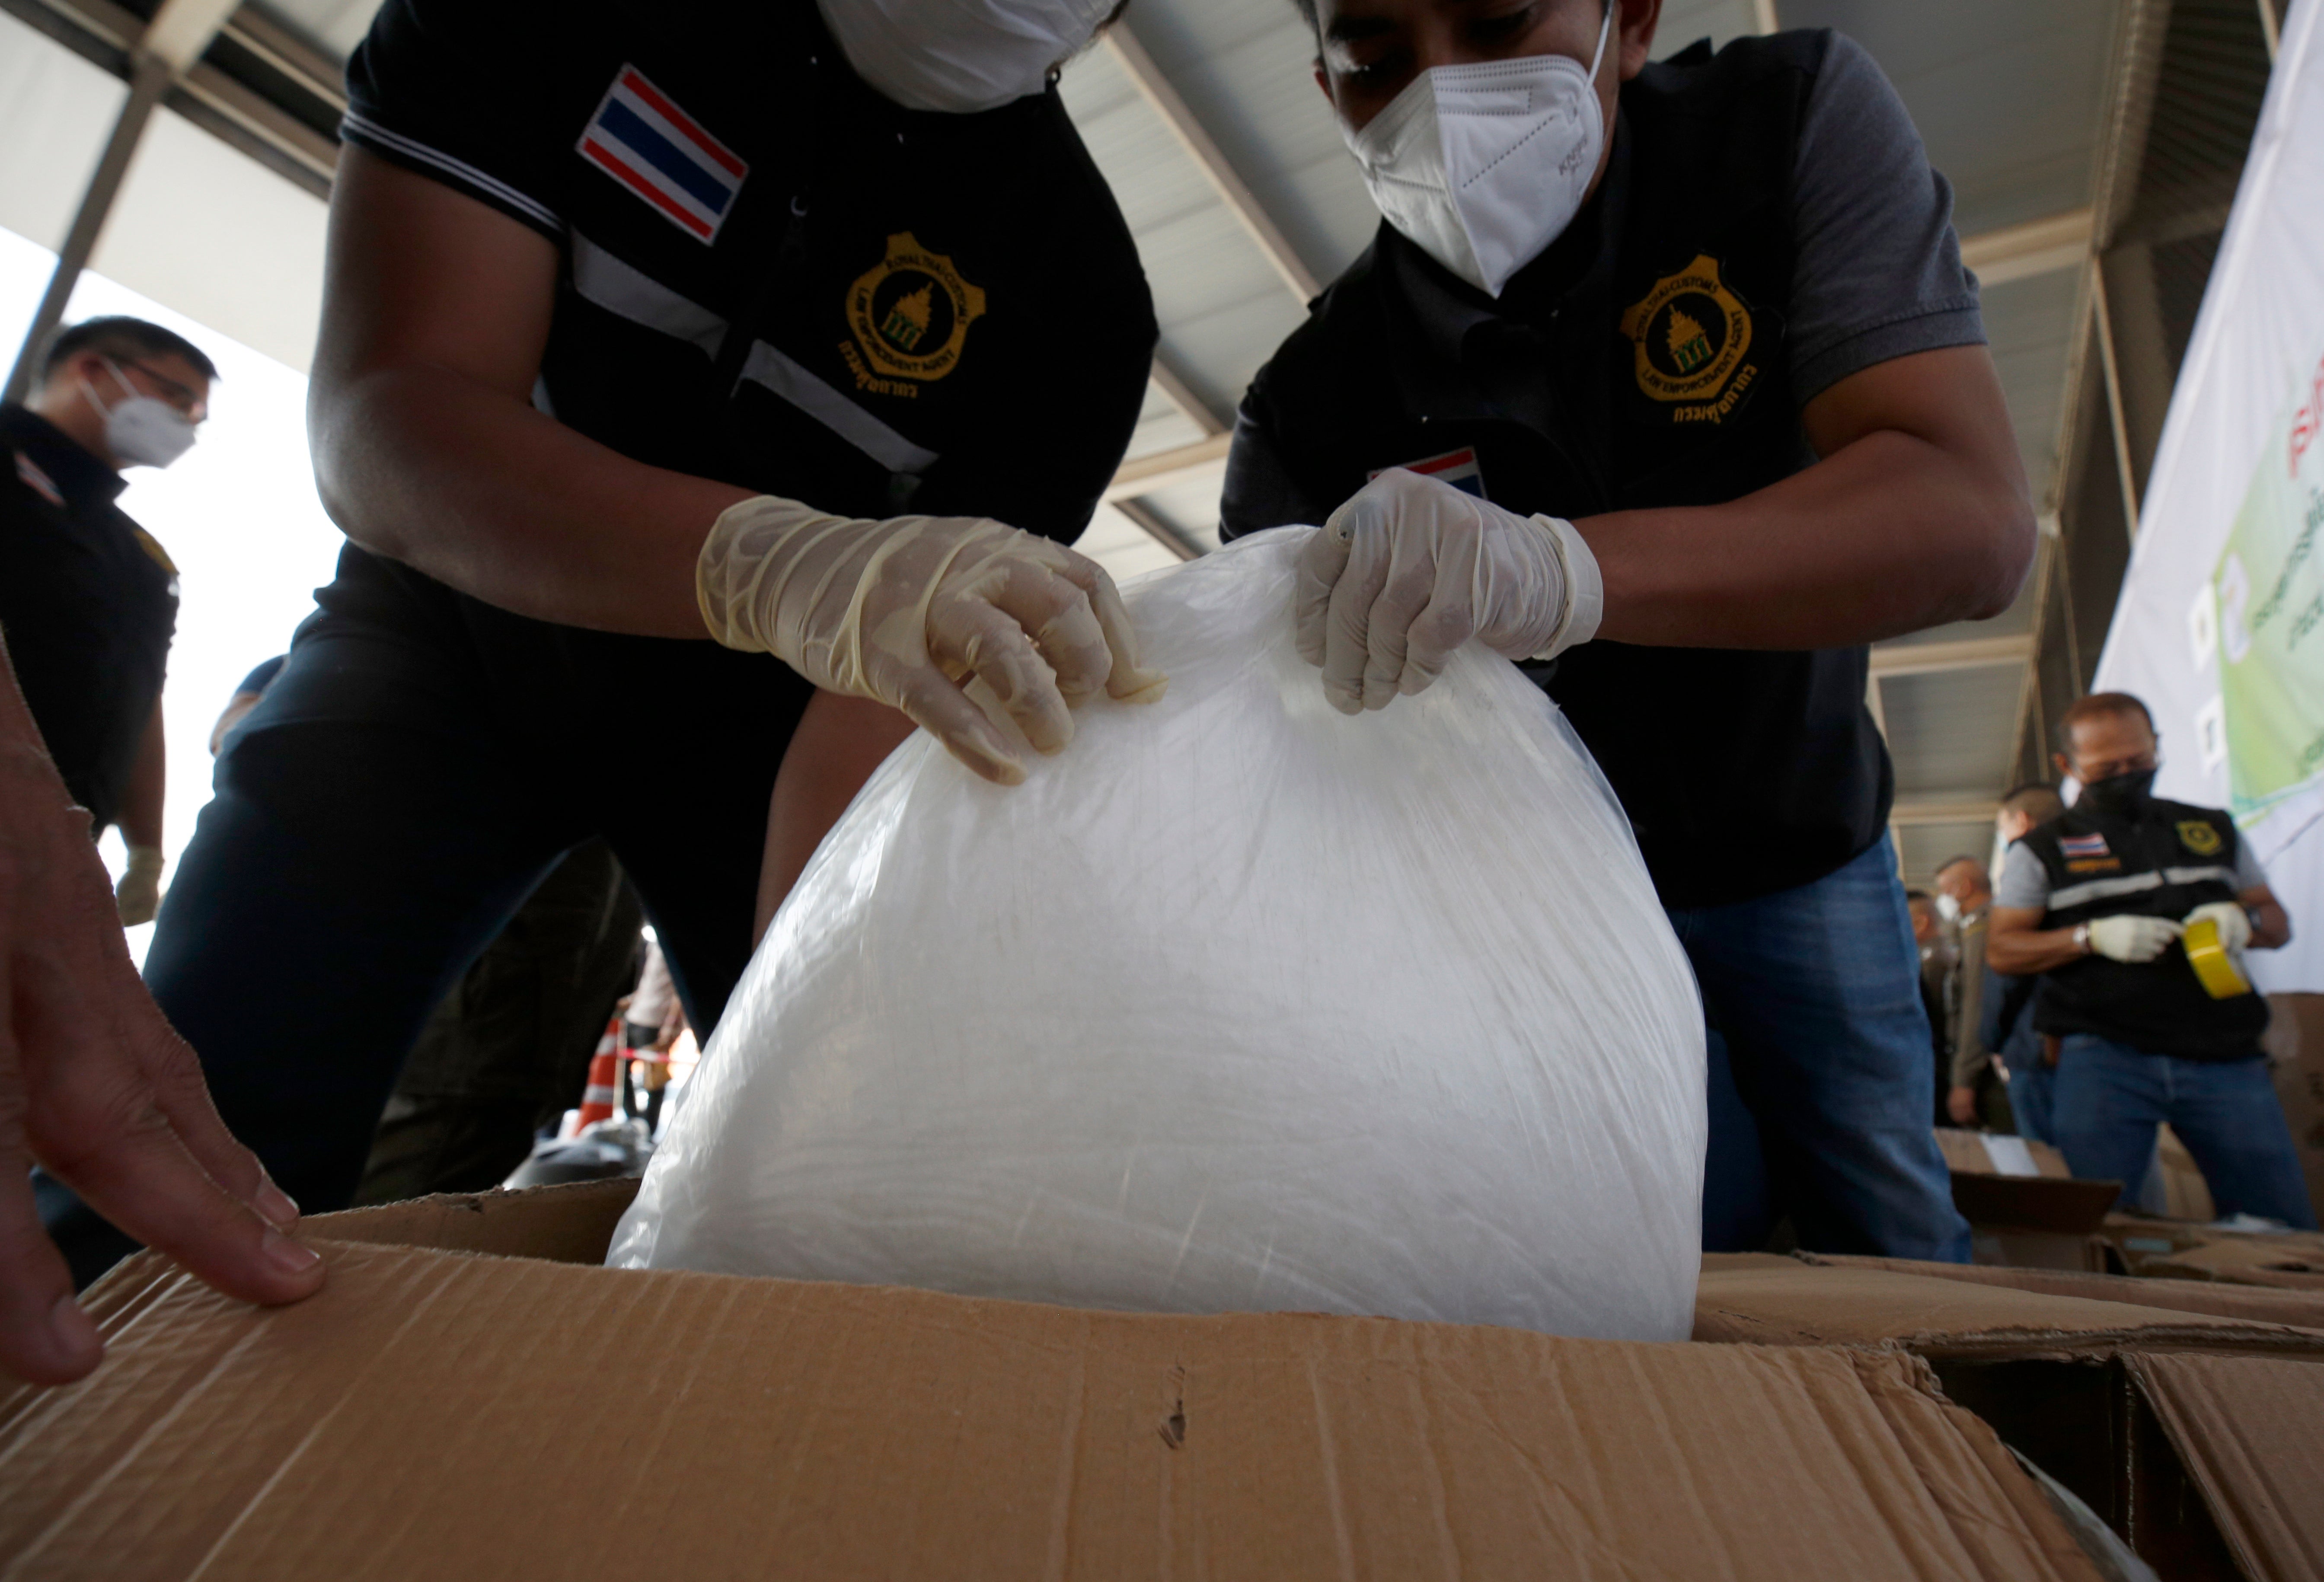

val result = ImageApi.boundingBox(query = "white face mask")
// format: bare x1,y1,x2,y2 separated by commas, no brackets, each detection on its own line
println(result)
1935,892,1961,925
82,359,198,469
1342,3,1615,298
816,0,1114,113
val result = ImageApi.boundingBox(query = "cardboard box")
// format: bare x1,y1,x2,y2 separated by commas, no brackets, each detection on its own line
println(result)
1935,1127,2074,1178
1695,1257,2324,1582
2155,1124,2219,1223
1794,1253,2324,1330
1931,1129,2124,1271
0,1182,2107,1581
2262,991,2324,1231
1951,1172,2124,1273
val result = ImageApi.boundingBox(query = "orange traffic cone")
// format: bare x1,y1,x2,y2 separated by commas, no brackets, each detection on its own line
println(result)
574,1016,622,1129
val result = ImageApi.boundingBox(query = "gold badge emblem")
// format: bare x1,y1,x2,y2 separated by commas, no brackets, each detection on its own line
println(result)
1619,254,1758,424
840,233,987,397
2177,820,2223,856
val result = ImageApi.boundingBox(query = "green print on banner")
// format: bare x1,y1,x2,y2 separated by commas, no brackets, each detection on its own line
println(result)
2211,341,2324,825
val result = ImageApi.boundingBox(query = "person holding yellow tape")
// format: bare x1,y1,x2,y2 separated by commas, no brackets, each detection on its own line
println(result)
1988,692,2311,1226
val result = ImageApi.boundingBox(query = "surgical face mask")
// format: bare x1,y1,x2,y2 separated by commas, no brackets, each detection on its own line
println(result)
1341,2,1614,297
816,0,1113,113
1935,893,1961,925
82,359,197,469
2077,767,2158,814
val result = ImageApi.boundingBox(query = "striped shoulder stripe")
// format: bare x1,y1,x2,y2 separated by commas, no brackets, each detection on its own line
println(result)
2046,864,2239,912
340,112,563,235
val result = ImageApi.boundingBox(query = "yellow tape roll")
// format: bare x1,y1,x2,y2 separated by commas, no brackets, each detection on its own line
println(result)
2183,915,2253,998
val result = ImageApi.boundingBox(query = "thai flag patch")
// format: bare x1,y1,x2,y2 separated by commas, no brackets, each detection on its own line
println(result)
577,66,747,243
2060,832,2110,858
1370,446,1485,498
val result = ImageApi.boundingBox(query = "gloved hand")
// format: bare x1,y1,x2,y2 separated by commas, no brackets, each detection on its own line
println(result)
698,497,1167,785
115,844,164,926
2087,914,2182,963
1296,468,1602,714
2182,900,2252,953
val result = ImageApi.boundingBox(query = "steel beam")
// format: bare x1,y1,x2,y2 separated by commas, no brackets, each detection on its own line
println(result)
3,0,246,402
1866,634,2034,679
1103,432,1232,504
1148,351,1224,438
1959,209,2093,288
1890,797,2001,828
1111,498,1203,562
1098,23,1321,302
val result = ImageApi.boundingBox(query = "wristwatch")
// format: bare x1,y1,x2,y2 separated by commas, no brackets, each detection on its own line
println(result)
2072,922,2091,956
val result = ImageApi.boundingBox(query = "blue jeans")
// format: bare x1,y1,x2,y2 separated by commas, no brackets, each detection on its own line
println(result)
1669,835,1971,1261
2000,1029,2056,1146
2052,1034,2318,1228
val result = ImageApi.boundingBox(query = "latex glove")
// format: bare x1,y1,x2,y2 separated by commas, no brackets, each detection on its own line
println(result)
698,497,1166,785
1296,468,1602,714
115,843,164,926
2087,914,2182,964
2182,900,2251,954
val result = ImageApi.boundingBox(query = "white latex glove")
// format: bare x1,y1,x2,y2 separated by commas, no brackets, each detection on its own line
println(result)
698,496,1166,785
2183,900,2251,954
1296,468,1602,714
115,844,164,927
2087,914,2183,964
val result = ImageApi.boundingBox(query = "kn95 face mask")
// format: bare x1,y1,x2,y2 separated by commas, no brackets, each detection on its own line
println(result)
83,359,198,469
1343,2,1615,297
817,0,1116,113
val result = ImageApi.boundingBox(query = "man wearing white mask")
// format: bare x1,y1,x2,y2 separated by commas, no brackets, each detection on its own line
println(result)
42,0,1164,1283
0,317,213,929
1224,0,2040,1260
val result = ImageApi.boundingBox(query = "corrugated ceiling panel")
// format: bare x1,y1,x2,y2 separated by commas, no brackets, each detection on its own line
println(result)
1898,823,1997,888
1880,664,2026,797
1108,0,1375,284
1058,42,1310,421
1778,0,2114,235
251,0,381,59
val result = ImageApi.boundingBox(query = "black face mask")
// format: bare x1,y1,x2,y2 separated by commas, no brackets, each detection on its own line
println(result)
2078,768,2157,813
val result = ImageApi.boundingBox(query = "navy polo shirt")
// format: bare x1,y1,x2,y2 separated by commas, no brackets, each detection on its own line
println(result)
0,404,176,831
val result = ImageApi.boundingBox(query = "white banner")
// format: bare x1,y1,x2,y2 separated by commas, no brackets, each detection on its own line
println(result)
2094,0,2324,992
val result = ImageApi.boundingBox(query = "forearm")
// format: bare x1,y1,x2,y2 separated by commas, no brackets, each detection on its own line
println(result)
1987,925,2086,976
2251,899,2291,950
753,691,918,944
119,703,165,850
311,368,750,637
1582,427,2033,648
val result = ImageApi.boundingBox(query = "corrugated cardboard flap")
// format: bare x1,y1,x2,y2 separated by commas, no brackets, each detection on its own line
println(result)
1796,1253,2324,1331
1,1240,2105,1581
1695,1261,2324,1358
2143,1236,2324,1292
2124,1353,2324,1582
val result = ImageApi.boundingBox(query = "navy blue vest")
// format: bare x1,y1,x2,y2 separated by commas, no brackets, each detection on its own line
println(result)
2023,798,2265,1061
1223,35,1886,909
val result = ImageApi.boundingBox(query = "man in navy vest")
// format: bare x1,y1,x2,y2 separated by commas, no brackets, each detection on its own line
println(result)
1989,693,2309,1227
41,0,1170,1285
1223,0,2041,1259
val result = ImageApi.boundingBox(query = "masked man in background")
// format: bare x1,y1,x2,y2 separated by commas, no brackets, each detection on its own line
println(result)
1989,693,2308,1226
42,0,1168,1284
1224,0,2040,1259
1,317,214,926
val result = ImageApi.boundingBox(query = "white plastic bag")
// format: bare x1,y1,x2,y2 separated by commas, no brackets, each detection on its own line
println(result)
609,527,1706,1340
